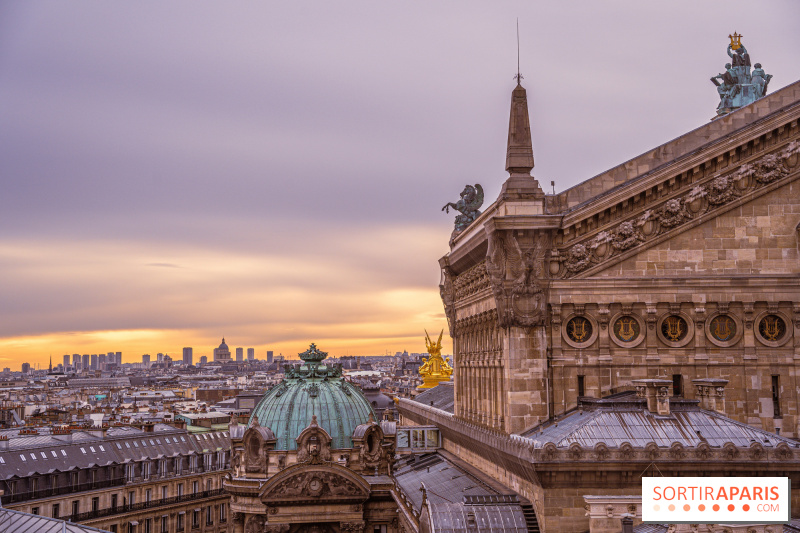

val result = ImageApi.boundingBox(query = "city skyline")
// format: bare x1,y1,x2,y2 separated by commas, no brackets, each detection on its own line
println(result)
2,2,800,370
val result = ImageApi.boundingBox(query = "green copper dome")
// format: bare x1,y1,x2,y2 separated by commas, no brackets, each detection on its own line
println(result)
248,343,375,450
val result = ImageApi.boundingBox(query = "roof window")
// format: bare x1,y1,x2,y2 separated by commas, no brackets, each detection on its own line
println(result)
61,450,66,456
89,446,96,453
99,445,105,452
19,454,26,462
40,452,47,459
30,453,36,460
80,448,86,454
0,457,5,464
51,451,57,458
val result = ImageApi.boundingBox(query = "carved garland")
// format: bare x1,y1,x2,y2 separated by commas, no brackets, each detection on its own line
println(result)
453,261,490,300
557,139,800,277
533,440,798,462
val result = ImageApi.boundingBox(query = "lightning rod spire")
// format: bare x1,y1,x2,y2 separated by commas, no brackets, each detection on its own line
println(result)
515,19,523,86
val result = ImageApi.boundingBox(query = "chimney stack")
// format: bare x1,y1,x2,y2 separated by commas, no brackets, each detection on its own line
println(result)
692,378,728,413
632,379,672,415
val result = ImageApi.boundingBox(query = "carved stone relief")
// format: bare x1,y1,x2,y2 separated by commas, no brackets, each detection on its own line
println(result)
553,138,800,277
262,470,367,502
485,229,551,328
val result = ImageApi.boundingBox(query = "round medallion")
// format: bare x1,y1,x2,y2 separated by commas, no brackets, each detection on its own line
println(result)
566,316,593,343
758,314,787,343
709,315,737,342
660,315,688,343
613,315,641,343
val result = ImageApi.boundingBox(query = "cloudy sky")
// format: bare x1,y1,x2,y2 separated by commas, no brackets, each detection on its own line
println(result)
1,2,799,369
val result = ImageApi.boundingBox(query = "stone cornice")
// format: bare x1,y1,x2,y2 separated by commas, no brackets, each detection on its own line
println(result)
397,399,800,469
560,107,800,226
554,138,800,279
549,275,800,291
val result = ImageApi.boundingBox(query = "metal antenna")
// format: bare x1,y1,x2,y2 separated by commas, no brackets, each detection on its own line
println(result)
515,19,523,85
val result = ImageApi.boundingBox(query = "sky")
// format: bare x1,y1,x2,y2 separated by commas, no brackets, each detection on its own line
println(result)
1,2,799,369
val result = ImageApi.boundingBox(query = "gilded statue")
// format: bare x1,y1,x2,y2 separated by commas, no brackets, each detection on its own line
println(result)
418,329,453,390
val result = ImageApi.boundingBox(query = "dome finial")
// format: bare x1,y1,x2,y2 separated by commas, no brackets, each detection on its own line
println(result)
299,343,328,364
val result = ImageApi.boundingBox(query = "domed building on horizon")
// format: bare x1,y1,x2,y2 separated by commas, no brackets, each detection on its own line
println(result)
214,337,232,361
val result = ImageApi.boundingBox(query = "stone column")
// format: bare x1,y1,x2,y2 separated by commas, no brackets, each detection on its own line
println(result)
597,304,611,362
645,304,659,361
693,304,707,363
505,324,549,433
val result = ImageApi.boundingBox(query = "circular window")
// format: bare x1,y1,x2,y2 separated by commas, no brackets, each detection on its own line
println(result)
755,312,791,347
657,313,694,348
611,314,644,348
561,314,598,349
567,316,593,343
706,313,742,347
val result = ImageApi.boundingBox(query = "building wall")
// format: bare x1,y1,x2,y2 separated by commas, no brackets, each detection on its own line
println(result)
8,470,229,533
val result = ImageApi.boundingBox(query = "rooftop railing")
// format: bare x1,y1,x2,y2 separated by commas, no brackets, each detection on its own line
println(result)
65,488,226,522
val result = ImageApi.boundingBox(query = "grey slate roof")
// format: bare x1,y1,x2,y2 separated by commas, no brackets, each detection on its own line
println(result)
395,453,528,533
412,382,454,414
0,507,110,532
0,426,229,480
521,394,800,449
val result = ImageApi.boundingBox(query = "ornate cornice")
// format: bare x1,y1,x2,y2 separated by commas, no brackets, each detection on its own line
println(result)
554,139,800,278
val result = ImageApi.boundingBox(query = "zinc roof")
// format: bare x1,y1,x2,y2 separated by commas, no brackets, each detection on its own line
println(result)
0,507,110,532
522,394,800,449
395,453,528,533
0,427,229,480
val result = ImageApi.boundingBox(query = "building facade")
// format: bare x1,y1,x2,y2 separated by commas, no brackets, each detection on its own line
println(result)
0,425,231,533
439,79,800,437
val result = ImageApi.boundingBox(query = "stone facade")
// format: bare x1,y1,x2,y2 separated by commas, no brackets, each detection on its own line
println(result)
439,79,800,437
224,417,401,533
1,426,230,533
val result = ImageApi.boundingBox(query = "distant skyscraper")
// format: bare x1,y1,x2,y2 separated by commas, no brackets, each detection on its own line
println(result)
266,351,273,363
91,353,98,370
21,362,30,374
157,353,164,364
236,347,243,362
115,351,122,364
73,354,80,369
142,354,151,367
247,348,255,361
82,354,90,371
99,353,106,367
63,354,70,368
183,347,193,366
200,355,208,365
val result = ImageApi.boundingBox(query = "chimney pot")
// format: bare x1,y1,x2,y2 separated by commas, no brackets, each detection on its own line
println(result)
632,379,673,415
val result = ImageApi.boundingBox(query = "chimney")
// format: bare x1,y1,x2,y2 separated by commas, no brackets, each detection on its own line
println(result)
0,435,8,451
632,379,672,415
692,378,728,413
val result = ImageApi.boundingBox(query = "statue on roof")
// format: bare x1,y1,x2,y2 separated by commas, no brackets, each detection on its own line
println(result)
418,329,453,390
711,33,772,117
442,184,484,242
